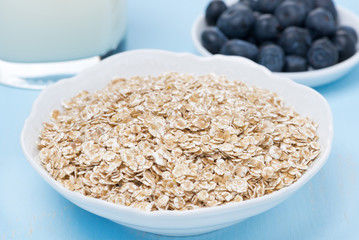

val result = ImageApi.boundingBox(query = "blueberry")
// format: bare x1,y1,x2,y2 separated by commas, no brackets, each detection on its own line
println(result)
307,38,338,69
254,14,279,42
333,30,357,62
306,8,336,39
239,0,258,10
220,39,259,61
274,1,307,28
205,1,228,26
228,2,252,11
337,26,358,44
201,27,228,54
284,55,307,72
314,0,337,20
279,27,312,57
257,44,285,72
256,0,283,13
217,4,255,39
297,0,315,13
252,11,261,19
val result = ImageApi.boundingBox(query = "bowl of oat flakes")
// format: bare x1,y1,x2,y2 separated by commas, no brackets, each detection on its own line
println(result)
21,49,333,236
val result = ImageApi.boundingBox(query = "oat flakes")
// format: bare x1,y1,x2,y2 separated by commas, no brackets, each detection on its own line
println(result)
38,72,320,211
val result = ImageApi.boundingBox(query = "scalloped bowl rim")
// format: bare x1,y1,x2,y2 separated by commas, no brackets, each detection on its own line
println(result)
191,5,359,87
20,50,333,220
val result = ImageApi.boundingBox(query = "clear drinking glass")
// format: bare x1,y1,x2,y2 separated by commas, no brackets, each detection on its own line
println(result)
0,0,127,89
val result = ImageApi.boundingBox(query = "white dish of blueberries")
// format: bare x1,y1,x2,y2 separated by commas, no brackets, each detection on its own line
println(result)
192,0,359,87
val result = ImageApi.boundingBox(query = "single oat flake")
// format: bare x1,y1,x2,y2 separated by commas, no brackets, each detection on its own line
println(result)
38,72,320,211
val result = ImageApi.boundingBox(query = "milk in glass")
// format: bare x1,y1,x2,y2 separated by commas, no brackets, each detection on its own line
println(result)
0,0,127,62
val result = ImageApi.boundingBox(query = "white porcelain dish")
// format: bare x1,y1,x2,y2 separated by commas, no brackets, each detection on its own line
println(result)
21,49,333,236
192,5,359,87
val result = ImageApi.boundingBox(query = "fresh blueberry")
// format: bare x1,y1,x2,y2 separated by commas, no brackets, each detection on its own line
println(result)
239,0,258,10
257,44,285,72
337,26,358,44
314,0,337,20
306,8,336,39
220,39,259,61
307,38,338,69
332,30,357,62
279,26,312,57
274,0,307,28
254,14,280,42
256,0,283,13
205,1,228,26
284,55,307,72
217,4,255,39
252,11,262,19
228,2,253,12
201,27,228,54
297,0,315,13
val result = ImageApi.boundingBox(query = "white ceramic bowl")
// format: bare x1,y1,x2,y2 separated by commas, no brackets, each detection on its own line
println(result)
192,5,359,87
21,49,333,236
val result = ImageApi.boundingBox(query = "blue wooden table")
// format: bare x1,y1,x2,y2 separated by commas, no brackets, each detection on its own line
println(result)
1,1,359,239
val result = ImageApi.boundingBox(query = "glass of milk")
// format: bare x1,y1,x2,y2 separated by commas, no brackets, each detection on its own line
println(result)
0,0,127,89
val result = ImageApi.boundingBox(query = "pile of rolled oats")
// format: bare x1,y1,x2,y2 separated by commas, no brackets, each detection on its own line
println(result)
38,72,320,211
